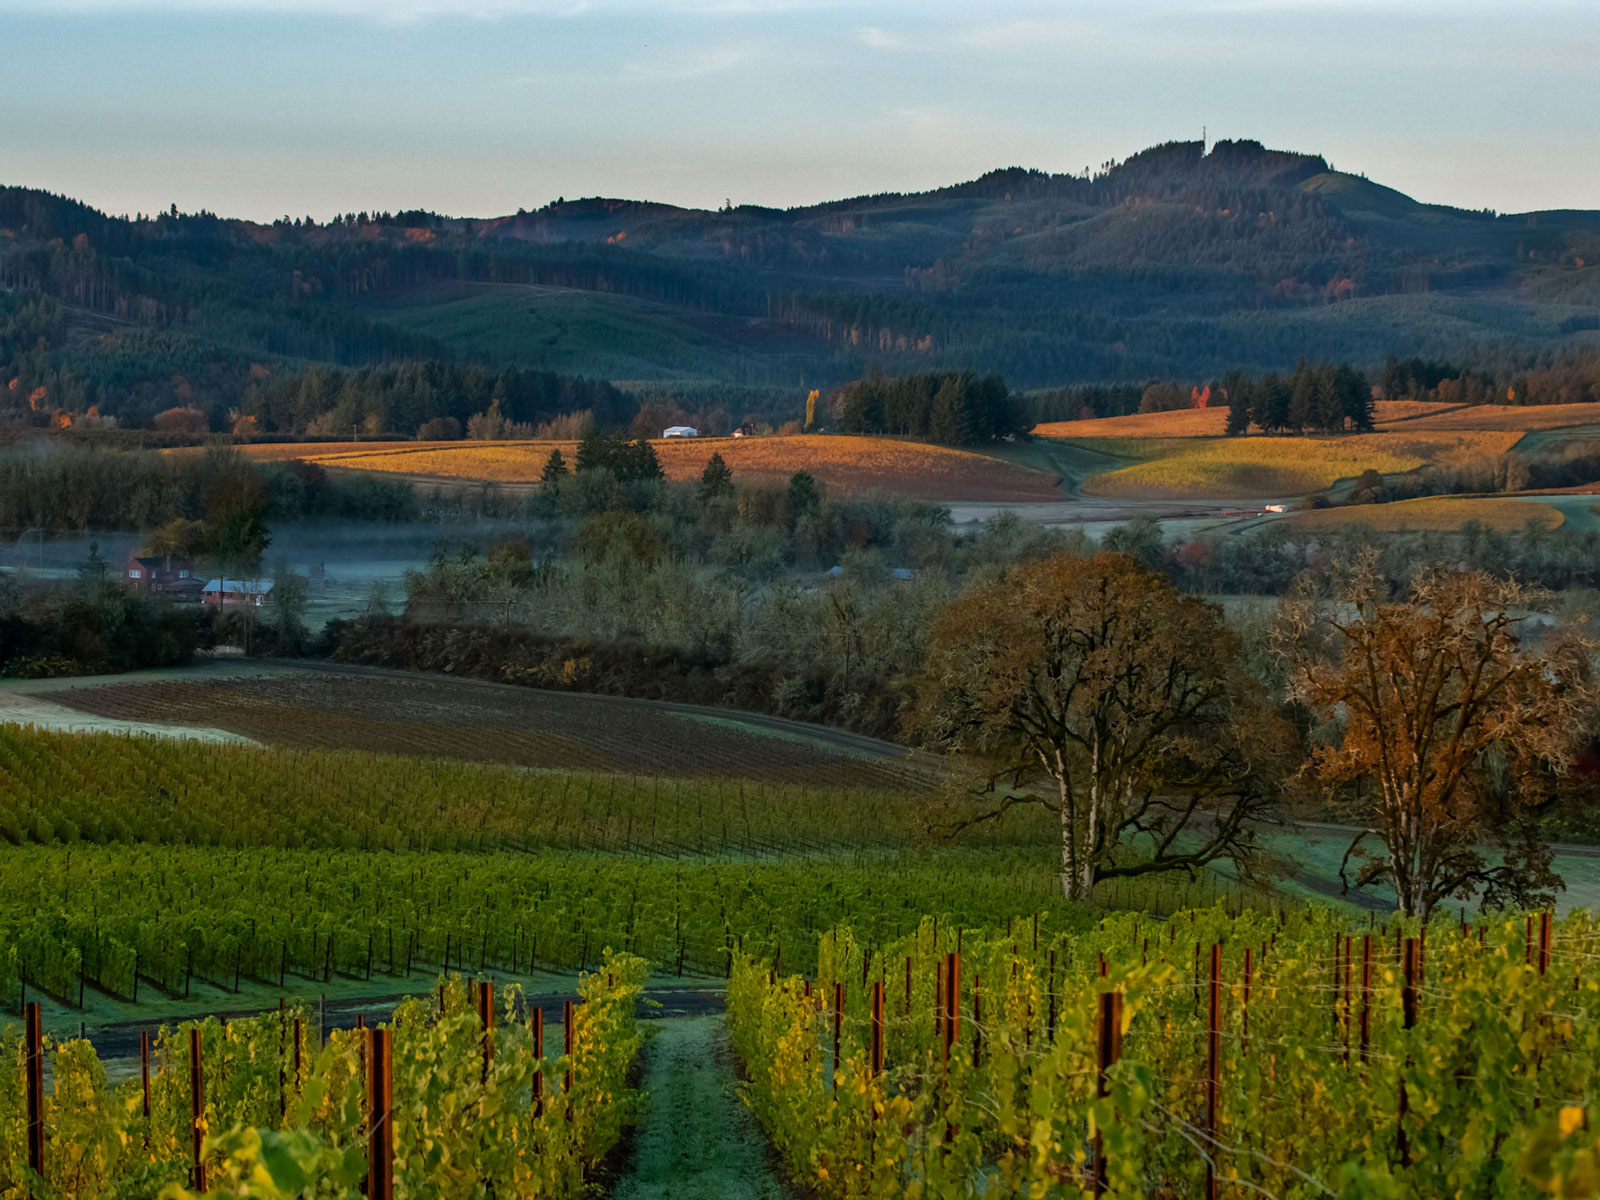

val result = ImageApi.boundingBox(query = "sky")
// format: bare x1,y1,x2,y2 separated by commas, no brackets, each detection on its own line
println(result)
3,0,1597,222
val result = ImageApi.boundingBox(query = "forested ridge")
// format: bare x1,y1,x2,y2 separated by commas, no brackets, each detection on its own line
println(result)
4,137,1600,436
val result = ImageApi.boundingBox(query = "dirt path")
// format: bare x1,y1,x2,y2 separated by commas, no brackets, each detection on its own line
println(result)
610,1015,791,1200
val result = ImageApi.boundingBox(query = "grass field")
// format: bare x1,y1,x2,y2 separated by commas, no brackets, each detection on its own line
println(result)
1281,495,1565,533
240,435,1063,502
1072,430,1521,499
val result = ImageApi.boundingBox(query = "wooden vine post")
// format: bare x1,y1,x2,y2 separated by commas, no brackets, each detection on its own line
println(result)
562,1000,575,1096
1398,937,1419,1168
1093,990,1124,1198
276,1000,286,1119
366,1028,394,1200
478,980,494,1084
140,1029,152,1124
189,1026,207,1191
1205,944,1221,1200
531,1006,545,1118
942,952,960,1147
831,982,844,1090
24,1002,43,1188
870,980,884,1077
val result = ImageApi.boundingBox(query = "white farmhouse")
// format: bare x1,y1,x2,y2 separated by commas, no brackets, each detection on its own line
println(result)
662,426,699,438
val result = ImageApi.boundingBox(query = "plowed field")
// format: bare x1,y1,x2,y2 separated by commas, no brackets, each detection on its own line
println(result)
44,667,931,789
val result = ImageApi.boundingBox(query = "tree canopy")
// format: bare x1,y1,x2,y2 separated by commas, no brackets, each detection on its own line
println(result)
912,553,1295,900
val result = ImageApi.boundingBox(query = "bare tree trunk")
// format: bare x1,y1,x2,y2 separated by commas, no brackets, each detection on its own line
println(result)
1060,775,1096,902
1060,777,1078,901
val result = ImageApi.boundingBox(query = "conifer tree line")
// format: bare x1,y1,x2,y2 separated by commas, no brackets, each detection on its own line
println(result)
827,370,1021,445
1222,359,1374,434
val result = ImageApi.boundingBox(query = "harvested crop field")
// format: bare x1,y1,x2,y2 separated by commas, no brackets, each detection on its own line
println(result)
35,667,932,789
1280,495,1564,534
227,436,1061,502
1072,431,1521,499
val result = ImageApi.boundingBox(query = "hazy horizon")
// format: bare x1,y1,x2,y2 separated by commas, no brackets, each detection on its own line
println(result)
4,0,1598,221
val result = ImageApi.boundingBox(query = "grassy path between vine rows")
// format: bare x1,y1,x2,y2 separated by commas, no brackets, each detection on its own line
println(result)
610,1014,792,1200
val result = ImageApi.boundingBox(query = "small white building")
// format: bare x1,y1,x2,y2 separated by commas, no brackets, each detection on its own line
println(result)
662,425,699,438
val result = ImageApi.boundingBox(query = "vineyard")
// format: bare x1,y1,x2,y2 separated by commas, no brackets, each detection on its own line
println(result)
1,963,645,1199
3,721,1597,1195
729,908,1600,1198
226,435,1064,503
0,845,1086,1013
0,724,1094,1019
0,725,952,853
38,670,928,787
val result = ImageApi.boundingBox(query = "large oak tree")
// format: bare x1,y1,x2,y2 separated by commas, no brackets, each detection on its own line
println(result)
911,553,1294,901
1276,560,1595,919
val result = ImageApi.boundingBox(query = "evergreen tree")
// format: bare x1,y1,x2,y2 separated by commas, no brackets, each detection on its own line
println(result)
1381,355,1404,401
1336,364,1375,431
786,471,821,531
540,448,569,488
575,428,618,473
1288,360,1316,432
1222,370,1252,436
1312,363,1342,431
616,438,663,482
929,377,974,445
1256,373,1291,433
698,451,734,502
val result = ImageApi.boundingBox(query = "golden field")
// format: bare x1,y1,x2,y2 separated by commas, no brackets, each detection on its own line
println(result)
1031,398,1599,441
1384,402,1600,433
1075,431,1522,499
238,435,1064,503
1280,496,1564,534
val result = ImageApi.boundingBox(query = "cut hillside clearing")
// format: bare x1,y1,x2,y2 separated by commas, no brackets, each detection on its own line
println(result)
1280,496,1565,534
235,435,1061,503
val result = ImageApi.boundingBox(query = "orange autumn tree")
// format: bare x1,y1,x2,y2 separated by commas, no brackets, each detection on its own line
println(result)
912,553,1294,902
1277,559,1595,919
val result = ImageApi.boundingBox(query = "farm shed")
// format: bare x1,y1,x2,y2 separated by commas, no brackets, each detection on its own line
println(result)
202,578,274,608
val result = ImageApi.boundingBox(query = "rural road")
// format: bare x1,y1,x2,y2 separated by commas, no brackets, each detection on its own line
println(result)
1294,818,1600,861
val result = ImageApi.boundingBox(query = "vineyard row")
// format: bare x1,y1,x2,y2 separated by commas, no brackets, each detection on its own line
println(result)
2,961,645,1200
729,906,1600,1199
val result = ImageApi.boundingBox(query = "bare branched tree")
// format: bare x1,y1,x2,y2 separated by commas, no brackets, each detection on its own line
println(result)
1275,555,1595,919
911,553,1295,901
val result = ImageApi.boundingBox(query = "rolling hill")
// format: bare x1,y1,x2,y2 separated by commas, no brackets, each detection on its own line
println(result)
4,137,1600,436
